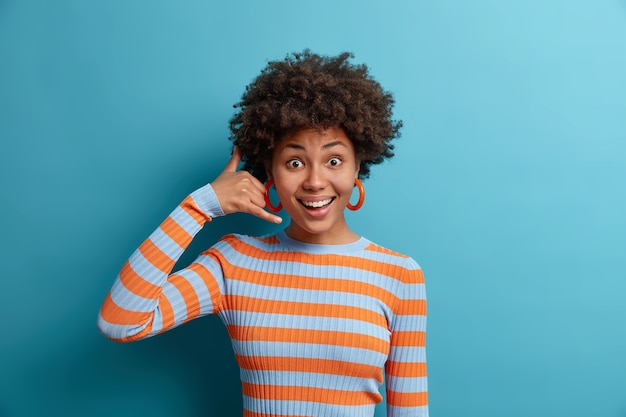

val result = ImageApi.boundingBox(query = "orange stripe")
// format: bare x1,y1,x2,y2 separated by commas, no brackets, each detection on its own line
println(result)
107,327,154,343
181,195,208,224
387,391,428,407
169,273,201,320
391,330,426,347
109,319,155,342
385,361,428,378
119,261,161,299
245,411,311,417
223,295,387,326
138,238,176,273
236,355,383,382
159,294,175,331
252,235,280,245
160,215,194,248
364,243,409,258
227,325,388,354
169,275,199,302
222,237,419,283
100,294,176,341
184,261,223,312
413,269,425,284
397,299,427,316
220,261,397,307
100,293,151,325
242,382,381,406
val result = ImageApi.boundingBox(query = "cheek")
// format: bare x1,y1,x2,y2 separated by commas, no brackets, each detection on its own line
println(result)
340,183,356,198
330,180,355,201
272,176,296,200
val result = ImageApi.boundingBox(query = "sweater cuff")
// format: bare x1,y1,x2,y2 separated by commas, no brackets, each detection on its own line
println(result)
189,183,225,220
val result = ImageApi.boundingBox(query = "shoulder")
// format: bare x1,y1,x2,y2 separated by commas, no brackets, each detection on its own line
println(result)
362,240,421,269
361,239,423,284
211,233,282,255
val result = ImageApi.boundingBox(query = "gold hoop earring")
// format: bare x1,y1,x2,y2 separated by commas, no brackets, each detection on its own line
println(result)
347,178,365,211
264,179,282,212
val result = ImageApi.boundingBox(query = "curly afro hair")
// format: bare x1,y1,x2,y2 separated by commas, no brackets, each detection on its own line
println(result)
229,50,402,183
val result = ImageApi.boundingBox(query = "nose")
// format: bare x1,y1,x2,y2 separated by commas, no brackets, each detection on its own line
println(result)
303,165,328,191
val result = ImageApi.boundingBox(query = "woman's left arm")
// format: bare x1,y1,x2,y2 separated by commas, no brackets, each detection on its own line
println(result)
385,263,429,417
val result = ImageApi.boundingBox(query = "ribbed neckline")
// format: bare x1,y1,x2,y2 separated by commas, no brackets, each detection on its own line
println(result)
275,230,370,255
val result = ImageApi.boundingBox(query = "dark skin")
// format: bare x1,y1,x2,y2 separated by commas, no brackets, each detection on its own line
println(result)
212,125,364,246
210,146,283,225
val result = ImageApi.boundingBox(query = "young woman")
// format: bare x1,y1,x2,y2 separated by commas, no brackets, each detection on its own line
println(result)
98,50,428,417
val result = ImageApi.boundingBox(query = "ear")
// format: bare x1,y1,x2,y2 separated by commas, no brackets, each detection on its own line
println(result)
354,160,361,179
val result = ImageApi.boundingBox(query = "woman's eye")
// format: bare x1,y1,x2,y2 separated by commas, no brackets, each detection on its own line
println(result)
328,157,342,167
287,159,302,168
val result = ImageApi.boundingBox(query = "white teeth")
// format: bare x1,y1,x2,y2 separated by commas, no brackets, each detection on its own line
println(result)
301,198,332,208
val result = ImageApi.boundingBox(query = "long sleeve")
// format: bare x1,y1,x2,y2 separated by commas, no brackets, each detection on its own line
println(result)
97,205,429,416
97,183,226,342
385,263,428,417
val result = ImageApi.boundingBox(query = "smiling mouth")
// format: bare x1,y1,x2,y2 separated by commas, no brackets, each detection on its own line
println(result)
299,198,335,209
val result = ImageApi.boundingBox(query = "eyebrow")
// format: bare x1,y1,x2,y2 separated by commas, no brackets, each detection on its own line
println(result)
284,141,347,151
322,141,347,150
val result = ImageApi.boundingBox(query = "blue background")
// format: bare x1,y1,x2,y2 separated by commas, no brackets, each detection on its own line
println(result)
1,1,625,416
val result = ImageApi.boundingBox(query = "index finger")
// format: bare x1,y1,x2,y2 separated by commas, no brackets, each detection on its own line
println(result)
249,205,283,225
224,146,242,173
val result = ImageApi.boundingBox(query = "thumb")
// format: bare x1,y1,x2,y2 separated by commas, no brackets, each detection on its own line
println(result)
224,146,242,173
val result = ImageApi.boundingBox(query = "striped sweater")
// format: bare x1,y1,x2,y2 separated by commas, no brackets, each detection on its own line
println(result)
98,184,428,417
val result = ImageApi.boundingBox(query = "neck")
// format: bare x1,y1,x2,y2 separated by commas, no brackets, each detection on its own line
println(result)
284,223,360,245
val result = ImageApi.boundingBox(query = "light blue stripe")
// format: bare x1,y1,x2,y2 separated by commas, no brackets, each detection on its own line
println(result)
189,183,224,218
109,274,156,313
399,282,427,300
192,253,227,292
225,279,393,316
363,248,421,270
128,248,166,284
217,238,412,287
169,204,204,235
239,369,381,392
232,341,388,365
245,230,372,255
148,228,184,259
392,314,427,332
230,233,281,252
232,255,406,287
243,396,377,417
226,310,390,340
161,281,188,324
386,376,428,393
388,346,427,363
387,404,429,417
150,305,163,333
173,267,218,316
97,313,150,340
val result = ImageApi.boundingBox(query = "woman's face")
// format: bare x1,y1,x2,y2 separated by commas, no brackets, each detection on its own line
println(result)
269,127,360,244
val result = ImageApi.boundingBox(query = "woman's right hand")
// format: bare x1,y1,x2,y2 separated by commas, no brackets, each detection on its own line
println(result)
211,147,282,224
